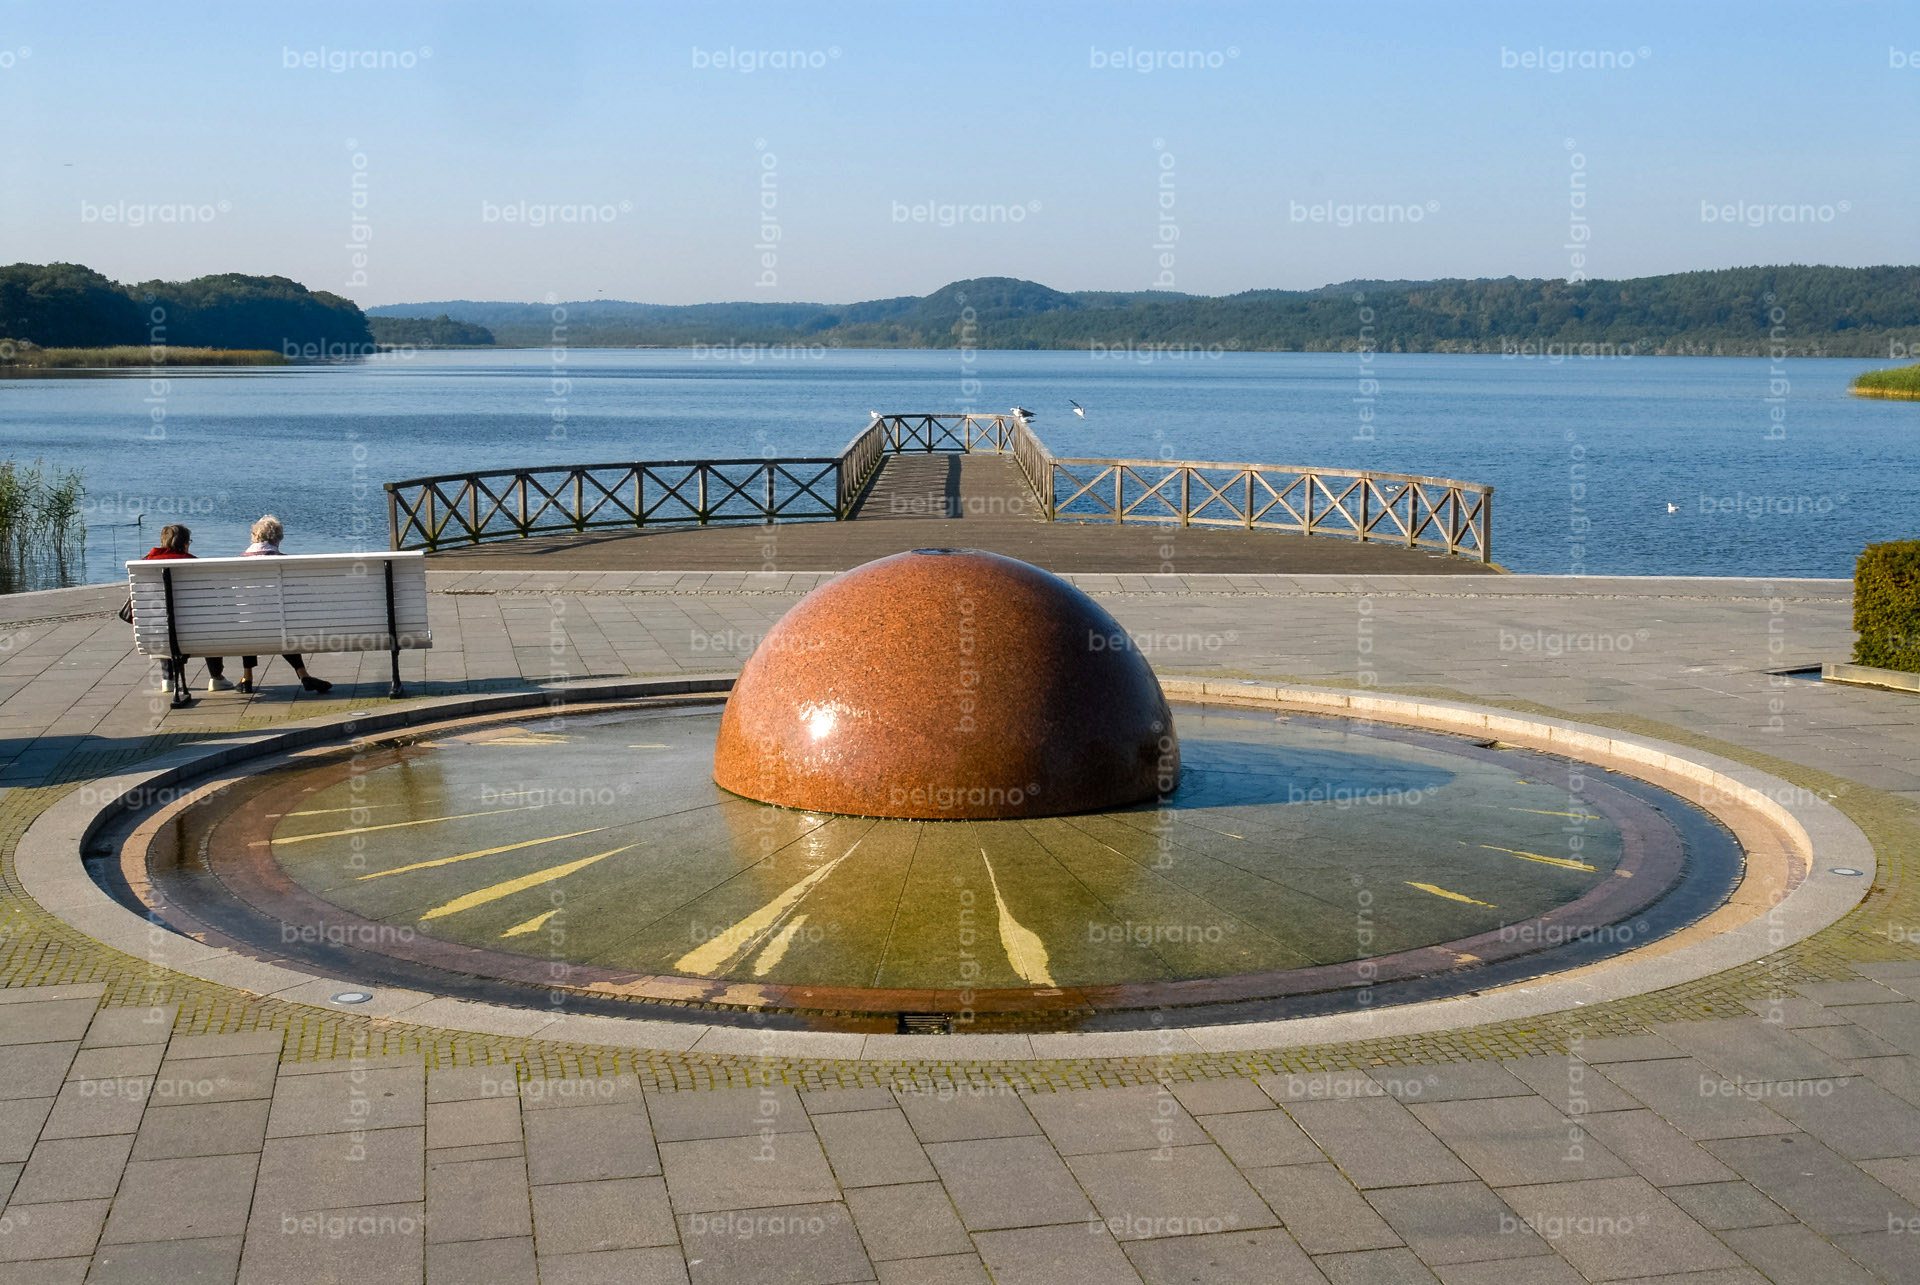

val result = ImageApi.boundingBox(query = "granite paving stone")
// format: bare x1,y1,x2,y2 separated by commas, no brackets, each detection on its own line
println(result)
810,1107,935,1187
923,1135,1095,1231
1701,1133,1920,1236
1409,1095,1633,1188
528,1177,677,1254
523,1102,660,1184
1759,1074,1920,1158
972,1223,1143,1285
425,1236,538,1285
895,1087,1039,1143
533,1245,689,1285
253,1127,425,1213
1660,1180,1793,1231
238,1201,424,1285
0,1198,110,1263
1576,1110,1736,1187
1311,1246,1441,1284
843,1181,971,1262
658,1131,839,1214
84,1235,244,1285
130,1099,270,1161
1122,1227,1328,1285
675,1201,870,1285
1493,1176,1741,1280
1720,1222,1878,1284
99,1153,258,1243
1282,1099,1475,1189
1068,1143,1279,1239
873,1254,987,1285
11,1134,133,1204
1242,1163,1402,1255
424,1154,531,1243
1362,1181,1545,1266
1024,1084,1207,1155
1591,1059,1796,1141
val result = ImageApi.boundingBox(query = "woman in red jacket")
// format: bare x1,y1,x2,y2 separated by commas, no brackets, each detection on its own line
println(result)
140,524,234,692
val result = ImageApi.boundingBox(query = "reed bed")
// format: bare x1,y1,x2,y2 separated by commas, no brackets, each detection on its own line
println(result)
0,460,87,593
1851,363,1920,400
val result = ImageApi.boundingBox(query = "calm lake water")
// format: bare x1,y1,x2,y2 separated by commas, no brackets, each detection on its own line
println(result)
1,348,1905,584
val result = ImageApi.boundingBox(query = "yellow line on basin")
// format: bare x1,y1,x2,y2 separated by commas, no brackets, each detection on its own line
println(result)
749,914,811,977
1480,844,1596,872
419,845,634,921
271,807,542,845
981,849,1055,987
1508,807,1602,821
286,803,402,817
357,829,606,880
673,840,865,976
1405,881,1497,908
502,909,560,937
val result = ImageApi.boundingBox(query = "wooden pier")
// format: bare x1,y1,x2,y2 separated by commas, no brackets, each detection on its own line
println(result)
390,414,1499,575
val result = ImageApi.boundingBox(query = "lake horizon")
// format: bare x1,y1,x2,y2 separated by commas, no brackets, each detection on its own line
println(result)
4,347,1904,586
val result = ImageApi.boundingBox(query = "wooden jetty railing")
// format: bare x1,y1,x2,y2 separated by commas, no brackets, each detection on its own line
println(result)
387,413,1493,562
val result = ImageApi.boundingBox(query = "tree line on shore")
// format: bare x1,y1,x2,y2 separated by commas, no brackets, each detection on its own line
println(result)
10,261,1920,359
374,266,1920,357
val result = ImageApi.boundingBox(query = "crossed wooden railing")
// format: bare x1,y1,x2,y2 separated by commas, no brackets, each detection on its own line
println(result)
386,412,1493,561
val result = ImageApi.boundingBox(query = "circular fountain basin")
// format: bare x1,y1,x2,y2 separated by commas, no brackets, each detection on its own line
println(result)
111,697,1742,1031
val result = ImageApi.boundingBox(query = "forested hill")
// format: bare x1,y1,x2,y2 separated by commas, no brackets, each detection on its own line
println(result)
373,266,1920,357
0,263,373,353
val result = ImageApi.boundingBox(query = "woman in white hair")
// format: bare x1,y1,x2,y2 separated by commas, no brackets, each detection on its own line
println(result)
235,515,333,695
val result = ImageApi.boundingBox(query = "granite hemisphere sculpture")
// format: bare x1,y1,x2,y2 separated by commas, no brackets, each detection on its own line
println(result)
713,549,1179,819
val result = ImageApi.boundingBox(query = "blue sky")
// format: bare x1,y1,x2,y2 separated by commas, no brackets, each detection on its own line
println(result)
2,0,1913,305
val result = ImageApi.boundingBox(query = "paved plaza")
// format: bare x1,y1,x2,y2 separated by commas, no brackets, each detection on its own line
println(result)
2,568,1918,1283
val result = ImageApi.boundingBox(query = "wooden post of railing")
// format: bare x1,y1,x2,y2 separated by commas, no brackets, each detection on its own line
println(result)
468,482,480,544
1304,473,1316,539
573,470,585,532
698,467,709,524
386,485,400,550
764,463,775,524
1113,467,1124,525
634,469,644,528
1180,469,1190,527
424,488,438,551
1481,490,1494,563
517,474,529,536
1244,471,1254,529
1358,477,1371,544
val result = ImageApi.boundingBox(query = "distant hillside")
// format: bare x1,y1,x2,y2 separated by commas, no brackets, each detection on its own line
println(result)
367,314,495,347
0,263,374,354
371,267,1920,356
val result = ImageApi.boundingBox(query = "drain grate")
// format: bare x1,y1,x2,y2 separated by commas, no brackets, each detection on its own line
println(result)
897,1013,954,1035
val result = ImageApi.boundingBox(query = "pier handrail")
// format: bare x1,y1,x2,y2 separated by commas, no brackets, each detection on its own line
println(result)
385,412,1492,562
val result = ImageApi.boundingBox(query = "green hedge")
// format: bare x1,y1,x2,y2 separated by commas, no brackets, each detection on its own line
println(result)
1854,540,1920,671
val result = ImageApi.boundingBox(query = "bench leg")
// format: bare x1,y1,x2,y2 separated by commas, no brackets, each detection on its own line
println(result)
388,646,406,700
169,656,193,708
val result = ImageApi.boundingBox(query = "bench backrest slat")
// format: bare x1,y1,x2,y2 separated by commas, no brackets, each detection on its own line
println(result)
125,552,432,657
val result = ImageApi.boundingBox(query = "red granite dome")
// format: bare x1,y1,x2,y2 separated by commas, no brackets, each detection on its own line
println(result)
713,549,1179,819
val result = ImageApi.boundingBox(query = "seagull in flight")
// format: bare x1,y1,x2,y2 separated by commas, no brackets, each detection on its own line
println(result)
1069,400,1085,418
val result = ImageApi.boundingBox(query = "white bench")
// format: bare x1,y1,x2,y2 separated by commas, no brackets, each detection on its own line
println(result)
127,551,432,706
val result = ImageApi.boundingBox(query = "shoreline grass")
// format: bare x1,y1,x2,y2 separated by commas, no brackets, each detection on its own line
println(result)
0,459,86,594
0,342,287,369
1851,363,1920,399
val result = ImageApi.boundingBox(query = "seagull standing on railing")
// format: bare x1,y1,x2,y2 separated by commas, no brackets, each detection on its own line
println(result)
1011,407,1035,418
869,411,881,420
1069,400,1085,418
